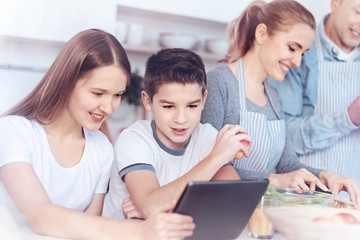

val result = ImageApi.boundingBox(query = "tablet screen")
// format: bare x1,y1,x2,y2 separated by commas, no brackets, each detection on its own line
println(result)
173,179,269,240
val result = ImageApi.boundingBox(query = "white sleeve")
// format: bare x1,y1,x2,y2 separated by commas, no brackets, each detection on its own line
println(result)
113,129,156,174
94,140,114,194
0,117,33,168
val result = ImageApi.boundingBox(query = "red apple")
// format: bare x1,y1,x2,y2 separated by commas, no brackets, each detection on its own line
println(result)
234,132,250,159
314,213,360,224
332,213,359,224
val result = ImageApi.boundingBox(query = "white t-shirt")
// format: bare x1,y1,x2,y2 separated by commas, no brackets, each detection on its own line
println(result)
102,120,218,219
0,116,113,227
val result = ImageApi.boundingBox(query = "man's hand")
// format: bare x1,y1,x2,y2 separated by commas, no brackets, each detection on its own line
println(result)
348,95,360,126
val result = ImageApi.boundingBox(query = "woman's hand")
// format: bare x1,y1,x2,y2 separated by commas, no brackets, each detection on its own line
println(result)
123,197,145,219
319,170,360,209
269,168,328,191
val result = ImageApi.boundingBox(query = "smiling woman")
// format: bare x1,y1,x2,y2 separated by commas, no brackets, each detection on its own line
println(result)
201,0,318,185
201,0,322,188
0,29,195,240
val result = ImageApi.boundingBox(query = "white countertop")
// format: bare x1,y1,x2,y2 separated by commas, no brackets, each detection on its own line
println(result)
0,223,286,240
0,222,287,240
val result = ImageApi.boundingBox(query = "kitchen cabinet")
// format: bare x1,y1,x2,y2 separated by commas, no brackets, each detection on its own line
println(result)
115,5,229,72
0,0,116,42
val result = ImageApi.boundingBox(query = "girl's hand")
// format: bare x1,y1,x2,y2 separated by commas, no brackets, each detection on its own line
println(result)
141,212,195,240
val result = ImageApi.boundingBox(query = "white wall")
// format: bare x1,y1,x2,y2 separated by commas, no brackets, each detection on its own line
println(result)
0,0,116,42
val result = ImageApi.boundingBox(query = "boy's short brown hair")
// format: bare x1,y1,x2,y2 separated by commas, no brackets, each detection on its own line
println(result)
144,48,206,101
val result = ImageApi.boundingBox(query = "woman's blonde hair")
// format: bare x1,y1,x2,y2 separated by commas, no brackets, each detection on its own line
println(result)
223,0,316,63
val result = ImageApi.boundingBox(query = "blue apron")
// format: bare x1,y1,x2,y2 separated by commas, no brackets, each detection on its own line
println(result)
232,59,286,173
300,30,360,186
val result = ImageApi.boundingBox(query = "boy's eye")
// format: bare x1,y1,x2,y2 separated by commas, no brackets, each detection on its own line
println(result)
188,105,198,108
93,92,103,96
114,93,123,98
163,105,173,109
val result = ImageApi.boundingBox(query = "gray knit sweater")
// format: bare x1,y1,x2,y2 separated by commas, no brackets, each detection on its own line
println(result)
201,65,321,179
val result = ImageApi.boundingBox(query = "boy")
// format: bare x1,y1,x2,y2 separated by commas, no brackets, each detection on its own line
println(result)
102,48,251,219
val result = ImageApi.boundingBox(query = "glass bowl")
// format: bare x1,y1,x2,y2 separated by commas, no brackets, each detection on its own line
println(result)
266,187,334,207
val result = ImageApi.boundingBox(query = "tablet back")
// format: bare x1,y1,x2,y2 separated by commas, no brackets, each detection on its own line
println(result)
173,179,269,240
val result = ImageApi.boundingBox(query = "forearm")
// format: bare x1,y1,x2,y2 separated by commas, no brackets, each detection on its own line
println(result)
212,164,240,180
135,155,225,218
31,203,144,240
286,108,357,155
84,193,105,216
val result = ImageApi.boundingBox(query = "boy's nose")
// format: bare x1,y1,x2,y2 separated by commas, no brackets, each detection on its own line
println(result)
174,109,187,124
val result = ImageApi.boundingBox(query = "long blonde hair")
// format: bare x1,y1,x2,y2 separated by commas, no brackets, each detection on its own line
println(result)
223,0,316,63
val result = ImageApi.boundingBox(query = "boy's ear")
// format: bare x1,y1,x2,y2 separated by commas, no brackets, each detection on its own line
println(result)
141,90,152,112
255,23,268,45
201,90,208,110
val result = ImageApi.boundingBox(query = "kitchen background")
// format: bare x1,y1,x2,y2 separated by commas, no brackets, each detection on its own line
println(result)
0,0,330,142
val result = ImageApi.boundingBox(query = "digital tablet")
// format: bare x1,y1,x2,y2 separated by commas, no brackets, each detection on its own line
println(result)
173,179,269,240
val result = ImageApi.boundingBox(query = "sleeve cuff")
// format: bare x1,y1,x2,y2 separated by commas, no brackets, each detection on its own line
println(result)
343,107,359,131
119,163,155,182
